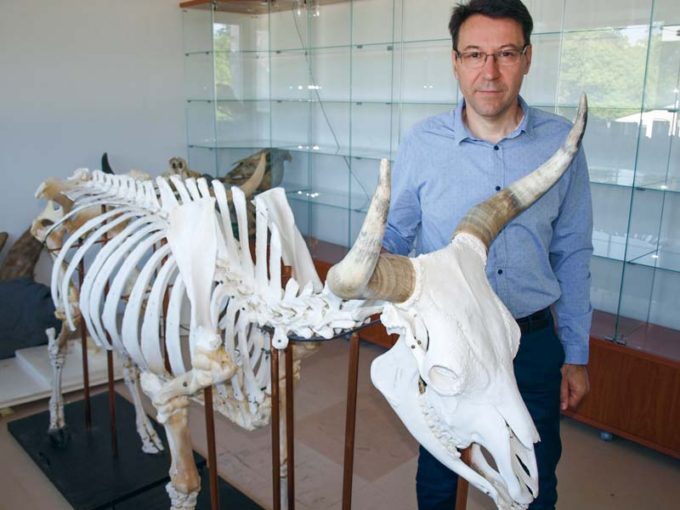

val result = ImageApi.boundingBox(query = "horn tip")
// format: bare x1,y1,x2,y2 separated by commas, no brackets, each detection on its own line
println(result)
576,92,588,146
379,159,391,186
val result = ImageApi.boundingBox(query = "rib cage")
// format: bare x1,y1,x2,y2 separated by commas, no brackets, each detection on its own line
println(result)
49,169,376,429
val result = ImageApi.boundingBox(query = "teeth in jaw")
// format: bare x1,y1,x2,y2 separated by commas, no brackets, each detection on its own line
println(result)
418,391,465,457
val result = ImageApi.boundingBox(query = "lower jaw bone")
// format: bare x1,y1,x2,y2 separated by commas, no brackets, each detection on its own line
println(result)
371,338,531,510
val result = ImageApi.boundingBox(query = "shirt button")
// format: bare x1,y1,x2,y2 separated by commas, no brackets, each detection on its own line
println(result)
497,269,503,275
495,185,501,191
493,145,499,151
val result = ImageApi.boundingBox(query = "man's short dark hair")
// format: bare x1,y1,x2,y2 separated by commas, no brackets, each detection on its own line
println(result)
449,0,534,50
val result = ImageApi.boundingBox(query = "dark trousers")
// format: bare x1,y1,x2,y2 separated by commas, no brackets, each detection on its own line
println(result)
415,316,565,510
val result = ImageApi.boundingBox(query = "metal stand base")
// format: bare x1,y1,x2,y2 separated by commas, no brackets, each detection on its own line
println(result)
8,392,260,510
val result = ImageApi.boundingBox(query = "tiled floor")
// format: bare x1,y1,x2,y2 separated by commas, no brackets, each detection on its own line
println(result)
1,339,679,509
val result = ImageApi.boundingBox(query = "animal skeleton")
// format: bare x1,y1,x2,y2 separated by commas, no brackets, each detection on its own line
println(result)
32,171,163,452
327,94,588,510
31,152,273,452
33,154,272,450
45,162,377,509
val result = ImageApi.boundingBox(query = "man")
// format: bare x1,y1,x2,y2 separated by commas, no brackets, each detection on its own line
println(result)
381,1,592,508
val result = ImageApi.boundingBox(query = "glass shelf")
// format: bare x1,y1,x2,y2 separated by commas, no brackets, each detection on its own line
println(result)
593,248,680,275
183,22,676,55
399,25,674,42
277,143,389,160
187,98,268,103
590,168,680,193
593,230,680,274
184,49,270,57
185,41,418,55
185,33,584,57
286,188,371,213
629,249,680,273
272,42,396,53
188,140,390,161
184,49,269,56
541,104,662,112
188,140,272,150
188,98,456,107
593,231,656,262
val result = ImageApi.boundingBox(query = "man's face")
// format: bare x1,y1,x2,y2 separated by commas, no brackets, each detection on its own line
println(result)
452,15,532,122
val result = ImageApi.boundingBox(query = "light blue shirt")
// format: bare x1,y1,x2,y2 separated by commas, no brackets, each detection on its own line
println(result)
382,96,593,364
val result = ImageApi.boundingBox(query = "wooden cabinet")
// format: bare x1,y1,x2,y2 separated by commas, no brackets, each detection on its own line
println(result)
565,337,680,459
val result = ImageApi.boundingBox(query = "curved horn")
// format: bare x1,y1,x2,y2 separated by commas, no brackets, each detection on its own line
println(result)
101,152,115,174
326,159,415,302
454,93,588,250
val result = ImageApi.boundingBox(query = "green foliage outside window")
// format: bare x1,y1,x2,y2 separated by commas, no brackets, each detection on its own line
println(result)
559,25,678,120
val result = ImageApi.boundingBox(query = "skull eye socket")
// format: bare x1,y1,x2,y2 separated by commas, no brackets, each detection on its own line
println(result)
39,218,54,227
428,365,461,395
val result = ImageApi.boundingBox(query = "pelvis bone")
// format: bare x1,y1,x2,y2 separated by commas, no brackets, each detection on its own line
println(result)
328,95,587,510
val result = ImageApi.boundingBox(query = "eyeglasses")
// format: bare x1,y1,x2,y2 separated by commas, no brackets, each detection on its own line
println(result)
454,45,529,69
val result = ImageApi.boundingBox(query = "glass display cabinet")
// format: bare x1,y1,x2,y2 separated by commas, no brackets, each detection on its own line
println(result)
182,0,402,255
553,0,679,351
181,1,680,356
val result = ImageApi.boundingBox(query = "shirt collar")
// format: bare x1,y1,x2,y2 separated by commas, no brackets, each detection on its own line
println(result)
453,95,532,145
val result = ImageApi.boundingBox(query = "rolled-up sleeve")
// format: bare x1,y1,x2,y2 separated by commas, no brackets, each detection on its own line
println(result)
549,147,593,364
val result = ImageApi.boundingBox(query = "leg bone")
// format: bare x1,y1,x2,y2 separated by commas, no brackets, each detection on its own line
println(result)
122,356,164,454
142,372,201,510
47,325,69,446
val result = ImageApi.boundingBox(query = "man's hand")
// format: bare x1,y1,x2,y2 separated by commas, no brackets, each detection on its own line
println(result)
560,364,589,411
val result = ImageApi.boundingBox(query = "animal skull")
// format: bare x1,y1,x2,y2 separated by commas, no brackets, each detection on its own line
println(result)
374,234,538,509
328,95,587,509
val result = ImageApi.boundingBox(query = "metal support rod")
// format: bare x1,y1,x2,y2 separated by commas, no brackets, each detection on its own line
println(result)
160,240,172,373
106,350,118,456
204,385,220,510
455,447,472,510
77,257,92,430
285,343,295,510
341,332,361,510
271,346,281,510
101,205,118,456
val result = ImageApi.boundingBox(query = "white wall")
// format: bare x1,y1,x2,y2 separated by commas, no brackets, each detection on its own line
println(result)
0,0,186,264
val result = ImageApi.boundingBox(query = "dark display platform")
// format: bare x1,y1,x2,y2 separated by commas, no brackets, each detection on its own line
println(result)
8,391,262,509
113,461,264,510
